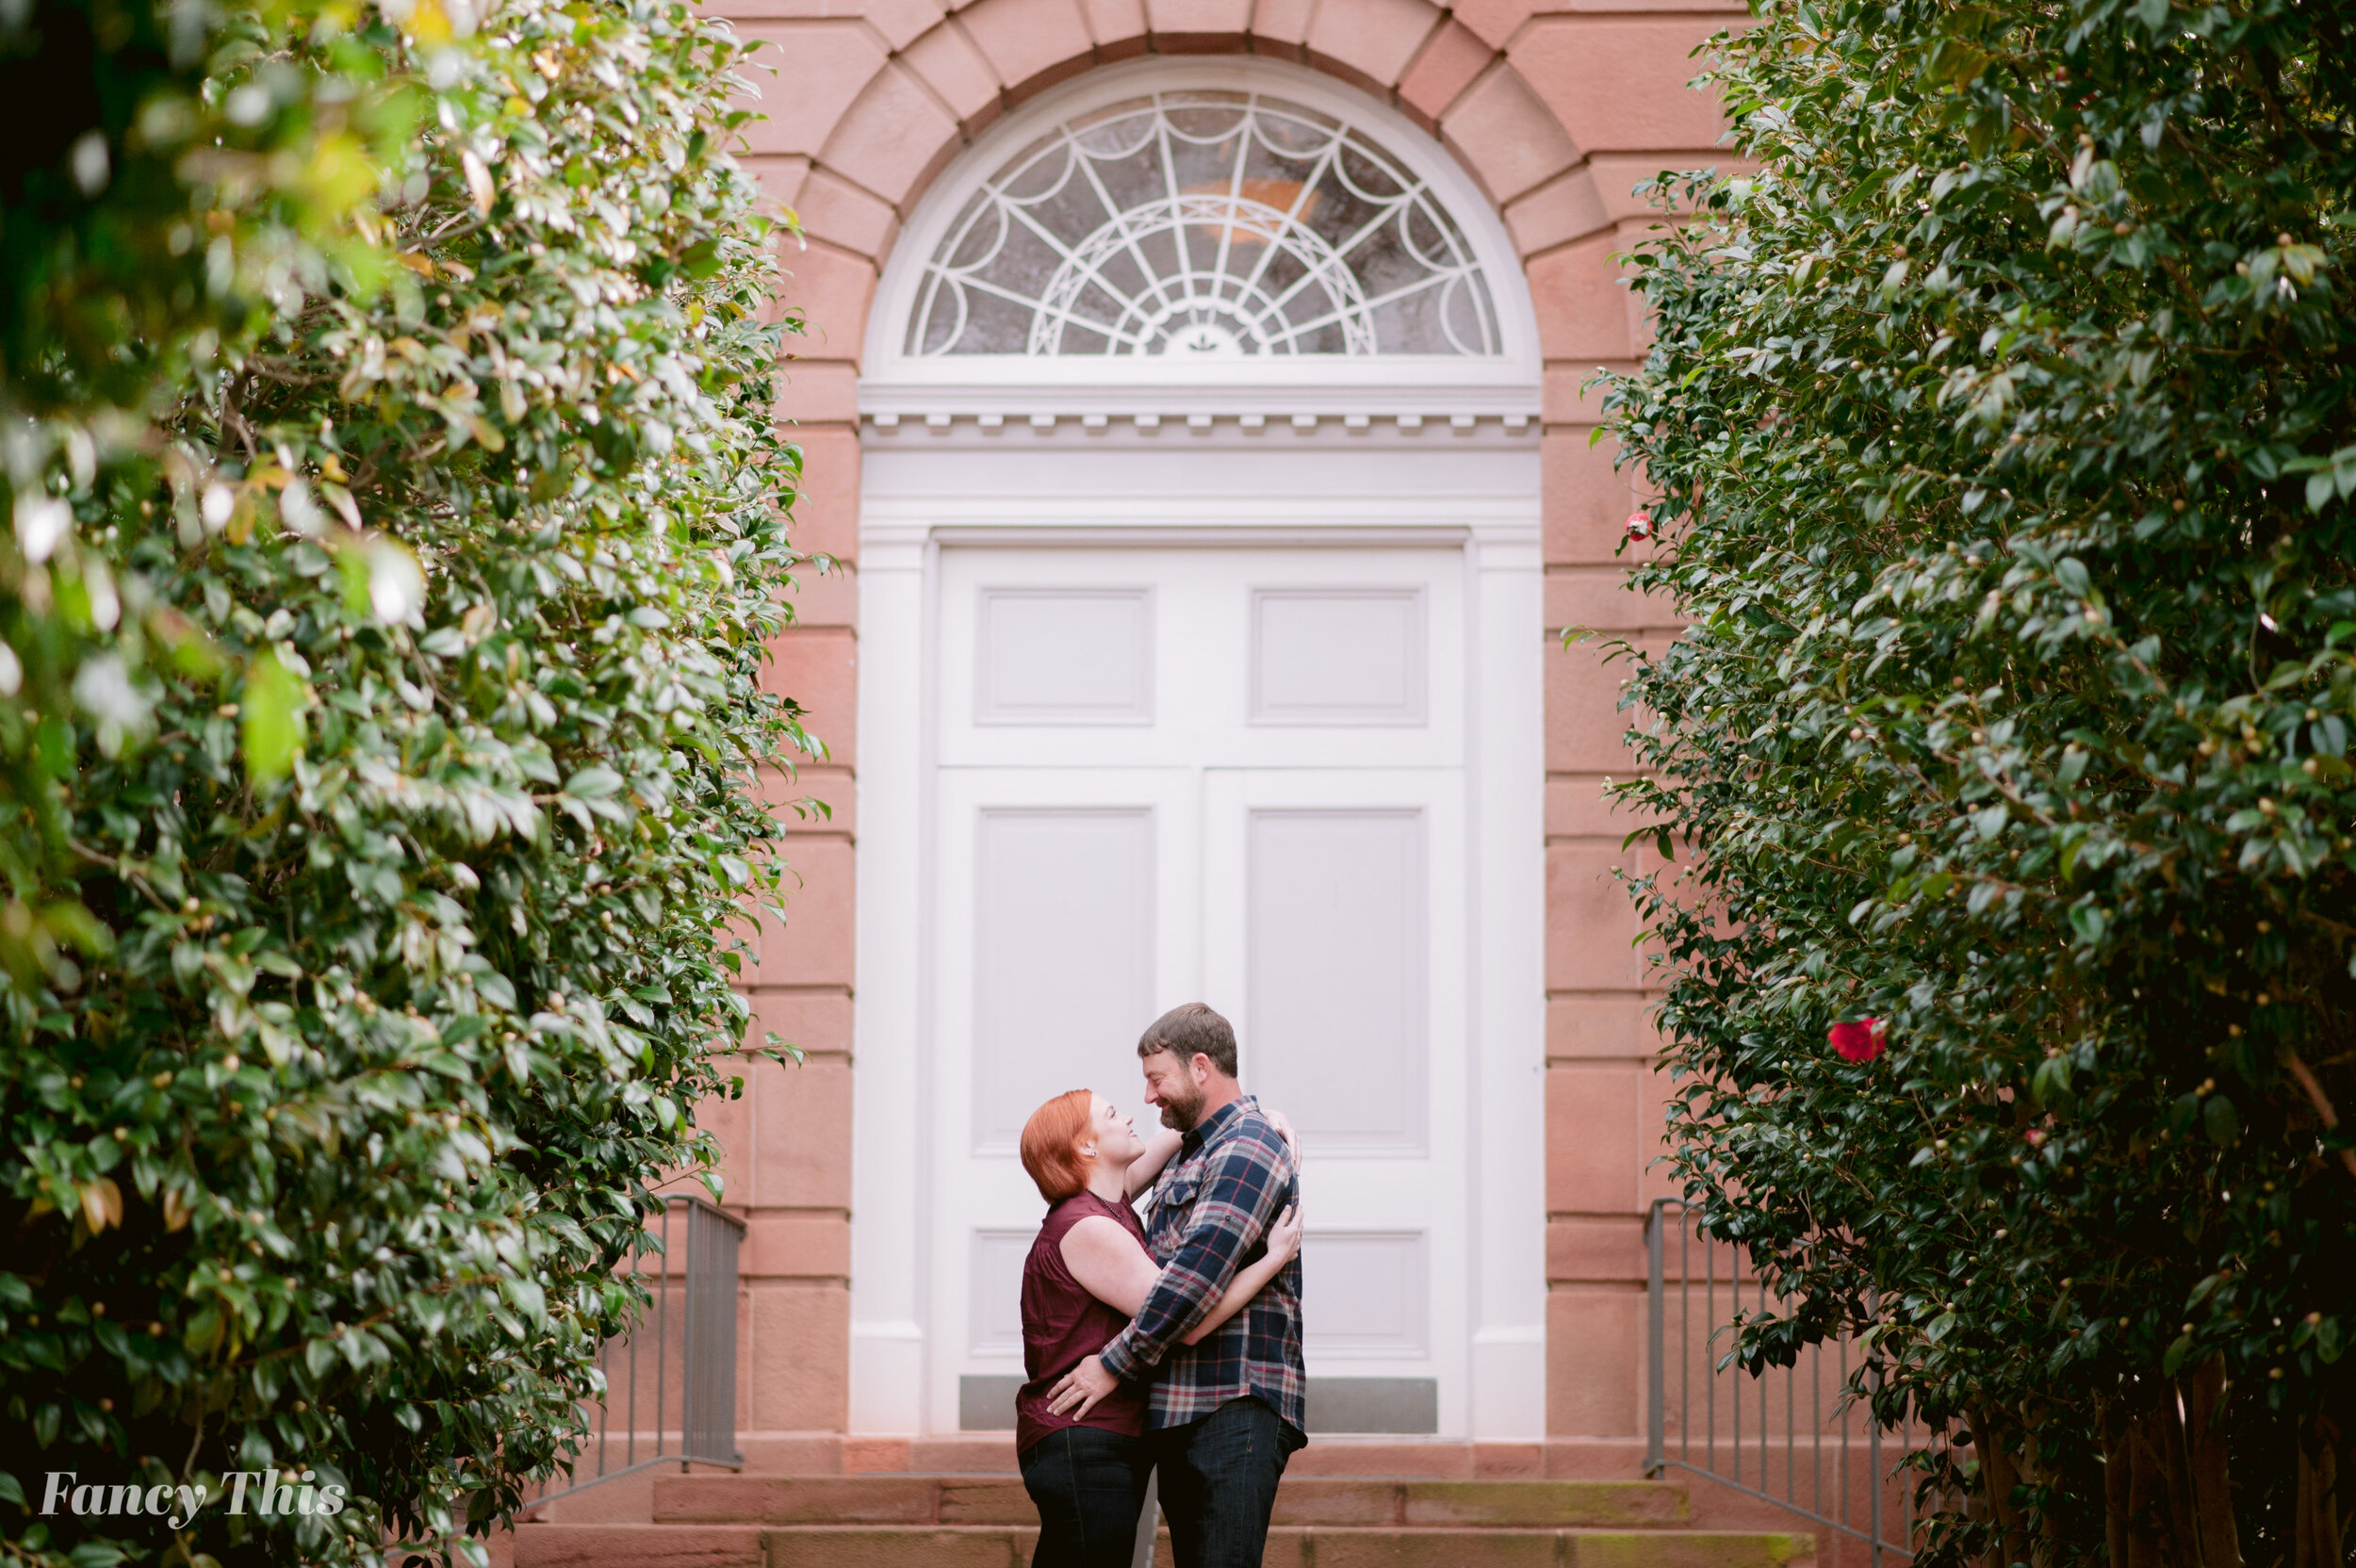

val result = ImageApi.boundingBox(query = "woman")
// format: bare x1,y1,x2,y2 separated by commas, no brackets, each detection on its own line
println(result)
1014,1088,1301,1568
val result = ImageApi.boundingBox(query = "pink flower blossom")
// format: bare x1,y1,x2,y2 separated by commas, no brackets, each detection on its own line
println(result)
1626,511,1654,541
1828,1018,1887,1063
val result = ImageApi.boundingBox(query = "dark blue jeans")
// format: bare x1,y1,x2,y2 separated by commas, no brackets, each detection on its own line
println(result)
1150,1396,1307,1568
1020,1424,1151,1568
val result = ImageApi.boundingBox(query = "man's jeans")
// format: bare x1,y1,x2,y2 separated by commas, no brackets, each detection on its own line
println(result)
1020,1425,1151,1568
1149,1396,1307,1568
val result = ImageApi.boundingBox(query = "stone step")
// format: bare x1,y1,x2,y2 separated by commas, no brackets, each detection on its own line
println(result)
653,1474,1692,1529
513,1524,761,1568
737,1435,1662,1481
655,1475,1036,1526
515,1523,1813,1568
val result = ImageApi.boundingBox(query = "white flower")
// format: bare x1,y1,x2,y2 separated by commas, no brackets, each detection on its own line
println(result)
73,652,151,731
14,495,70,563
368,537,427,626
281,480,325,537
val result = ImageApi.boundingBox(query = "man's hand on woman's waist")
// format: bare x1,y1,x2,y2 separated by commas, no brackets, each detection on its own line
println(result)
1044,1355,1122,1420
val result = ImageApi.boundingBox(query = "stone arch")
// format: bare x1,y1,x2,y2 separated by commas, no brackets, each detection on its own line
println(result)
816,9,1583,222
728,0,1661,389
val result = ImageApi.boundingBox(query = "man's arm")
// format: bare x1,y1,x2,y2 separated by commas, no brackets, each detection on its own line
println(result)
1096,1126,1291,1382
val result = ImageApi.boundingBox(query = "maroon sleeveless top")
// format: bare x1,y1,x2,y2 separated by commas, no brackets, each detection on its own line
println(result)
1016,1190,1152,1456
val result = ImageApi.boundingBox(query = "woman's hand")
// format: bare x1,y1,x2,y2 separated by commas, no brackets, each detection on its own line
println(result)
1265,1107,1299,1157
1265,1203,1302,1266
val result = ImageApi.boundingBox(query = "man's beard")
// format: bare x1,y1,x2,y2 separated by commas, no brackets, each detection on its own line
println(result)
1156,1080,1205,1132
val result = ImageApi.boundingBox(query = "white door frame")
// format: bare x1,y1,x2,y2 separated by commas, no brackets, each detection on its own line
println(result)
849,442,1546,1440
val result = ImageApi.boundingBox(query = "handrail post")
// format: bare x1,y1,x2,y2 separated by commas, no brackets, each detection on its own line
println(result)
679,1197,699,1473
1869,1360,1885,1568
1645,1198,1667,1478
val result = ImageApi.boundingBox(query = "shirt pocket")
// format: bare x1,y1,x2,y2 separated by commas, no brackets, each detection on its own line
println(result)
1153,1168,1203,1223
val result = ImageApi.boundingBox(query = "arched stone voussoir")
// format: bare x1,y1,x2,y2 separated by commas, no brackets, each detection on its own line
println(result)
814,57,969,211
796,8,1587,296
1396,17,1496,130
1440,57,1582,210
1142,0,1251,44
1503,163,1612,258
900,17,1004,122
1301,0,1448,99
775,236,879,363
956,0,1099,101
729,20,892,159
794,165,902,259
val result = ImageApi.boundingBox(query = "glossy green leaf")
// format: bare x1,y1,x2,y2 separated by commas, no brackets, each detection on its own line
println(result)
240,648,308,787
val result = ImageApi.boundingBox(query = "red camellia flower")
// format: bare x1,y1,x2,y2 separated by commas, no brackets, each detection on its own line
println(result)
1625,511,1654,541
1828,1018,1888,1063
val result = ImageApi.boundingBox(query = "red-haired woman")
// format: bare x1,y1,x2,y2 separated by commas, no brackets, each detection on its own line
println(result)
1015,1089,1300,1568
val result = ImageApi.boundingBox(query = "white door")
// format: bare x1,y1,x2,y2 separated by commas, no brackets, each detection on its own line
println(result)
928,545,1470,1438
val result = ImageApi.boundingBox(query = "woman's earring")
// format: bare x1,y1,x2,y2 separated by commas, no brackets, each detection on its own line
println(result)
1082,1147,1096,1157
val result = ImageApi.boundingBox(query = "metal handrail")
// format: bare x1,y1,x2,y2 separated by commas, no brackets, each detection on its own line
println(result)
518,1194,745,1515
1645,1197,1926,1563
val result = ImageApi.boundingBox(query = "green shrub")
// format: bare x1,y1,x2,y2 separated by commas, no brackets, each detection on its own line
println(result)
0,0,808,1562
1,0,414,991
1602,0,2356,1560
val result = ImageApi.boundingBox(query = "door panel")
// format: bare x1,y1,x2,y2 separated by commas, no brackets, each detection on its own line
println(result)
1203,765,1467,1413
1246,808,1427,1152
1250,588,1427,725
973,808,1156,1148
929,765,1200,1434
975,588,1155,725
969,1230,1032,1354
1302,1232,1430,1355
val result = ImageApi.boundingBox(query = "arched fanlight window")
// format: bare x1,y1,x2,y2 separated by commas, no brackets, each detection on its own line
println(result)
905,91,1502,361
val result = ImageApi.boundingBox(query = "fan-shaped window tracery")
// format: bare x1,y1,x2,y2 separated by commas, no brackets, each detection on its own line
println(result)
906,91,1502,360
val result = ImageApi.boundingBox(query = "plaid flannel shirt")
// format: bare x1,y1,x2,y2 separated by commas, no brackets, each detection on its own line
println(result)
1098,1095,1305,1436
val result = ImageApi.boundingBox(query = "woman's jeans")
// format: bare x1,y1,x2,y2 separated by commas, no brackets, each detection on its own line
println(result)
1020,1424,1151,1568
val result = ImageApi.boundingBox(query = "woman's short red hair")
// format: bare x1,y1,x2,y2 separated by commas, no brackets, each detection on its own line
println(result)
1020,1089,1093,1203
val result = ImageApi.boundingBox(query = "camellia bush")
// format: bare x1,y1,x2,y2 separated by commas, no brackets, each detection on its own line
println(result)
1,0,413,991
1601,0,2356,1561
0,0,809,1562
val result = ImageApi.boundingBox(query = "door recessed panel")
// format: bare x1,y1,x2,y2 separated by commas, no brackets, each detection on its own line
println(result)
1303,1232,1431,1356
1252,589,1425,726
1247,809,1427,1152
973,809,1155,1148
977,589,1153,724
969,1230,1032,1355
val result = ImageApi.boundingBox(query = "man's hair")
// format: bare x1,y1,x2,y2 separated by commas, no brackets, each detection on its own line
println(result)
1019,1089,1093,1203
1137,1003,1238,1078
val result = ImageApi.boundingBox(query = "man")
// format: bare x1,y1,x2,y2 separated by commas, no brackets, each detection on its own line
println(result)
1047,1003,1304,1568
